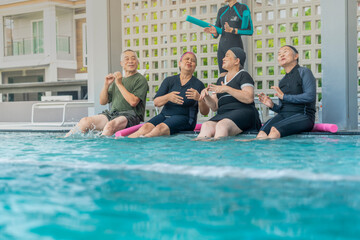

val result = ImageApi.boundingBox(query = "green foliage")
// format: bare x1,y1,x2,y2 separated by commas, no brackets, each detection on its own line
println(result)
268,66,274,75
317,64,322,73
305,36,311,45
191,33,197,41
317,35,321,44
257,27,262,35
213,70,218,79
257,54,262,62
268,25,274,34
268,39,274,48
257,67,263,76
305,21,311,30
213,57,218,65
202,58,208,66
292,37,299,46
144,50,149,57
292,23,298,32
268,80,274,88
152,12,157,20
213,44,218,52
256,40,262,49
202,45,208,53
182,35,187,42
203,71,208,79
257,81,263,89
280,24,286,33
268,53,274,62
280,38,286,46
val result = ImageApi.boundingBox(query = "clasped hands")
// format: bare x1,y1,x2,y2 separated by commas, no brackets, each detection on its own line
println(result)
168,88,201,105
199,82,228,101
105,71,123,86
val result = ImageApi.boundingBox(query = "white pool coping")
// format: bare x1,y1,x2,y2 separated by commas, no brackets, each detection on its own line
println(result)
0,122,73,132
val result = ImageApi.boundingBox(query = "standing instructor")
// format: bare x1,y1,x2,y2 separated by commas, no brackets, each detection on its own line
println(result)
204,0,253,76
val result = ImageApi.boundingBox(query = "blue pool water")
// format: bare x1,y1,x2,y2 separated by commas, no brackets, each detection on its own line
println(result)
0,132,360,239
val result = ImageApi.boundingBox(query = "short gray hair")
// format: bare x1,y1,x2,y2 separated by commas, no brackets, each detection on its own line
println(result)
120,49,138,62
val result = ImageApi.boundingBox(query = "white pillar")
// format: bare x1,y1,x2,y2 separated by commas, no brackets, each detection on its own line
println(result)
0,71,2,103
86,0,122,115
321,0,358,130
43,5,57,85
0,14,4,68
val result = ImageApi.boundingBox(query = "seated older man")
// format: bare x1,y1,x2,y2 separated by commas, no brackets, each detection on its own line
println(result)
65,49,149,137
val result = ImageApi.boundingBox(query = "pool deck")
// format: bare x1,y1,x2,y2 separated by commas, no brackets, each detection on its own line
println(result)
1,122,360,135
0,122,73,132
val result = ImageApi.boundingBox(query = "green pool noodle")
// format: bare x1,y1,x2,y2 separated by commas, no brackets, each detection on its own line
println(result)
241,9,250,29
186,15,223,35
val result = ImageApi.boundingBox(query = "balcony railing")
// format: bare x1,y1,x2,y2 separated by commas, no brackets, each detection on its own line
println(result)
4,35,71,57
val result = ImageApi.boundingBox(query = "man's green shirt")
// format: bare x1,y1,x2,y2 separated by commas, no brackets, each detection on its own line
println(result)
108,72,149,121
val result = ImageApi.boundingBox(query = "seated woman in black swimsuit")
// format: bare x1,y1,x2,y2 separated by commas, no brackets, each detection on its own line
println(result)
195,47,261,140
129,52,209,138
254,45,316,139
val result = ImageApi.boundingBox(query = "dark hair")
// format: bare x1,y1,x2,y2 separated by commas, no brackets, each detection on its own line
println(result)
229,47,246,70
282,45,299,63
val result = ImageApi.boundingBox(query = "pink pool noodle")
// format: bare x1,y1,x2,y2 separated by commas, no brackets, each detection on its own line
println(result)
193,123,338,133
115,123,144,137
312,123,338,133
194,123,202,132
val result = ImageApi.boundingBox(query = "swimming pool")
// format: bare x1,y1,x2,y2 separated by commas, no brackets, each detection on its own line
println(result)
0,132,359,239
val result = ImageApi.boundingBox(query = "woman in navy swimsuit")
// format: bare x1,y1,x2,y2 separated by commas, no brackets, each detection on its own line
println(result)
129,52,209,138
196,47,261,140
